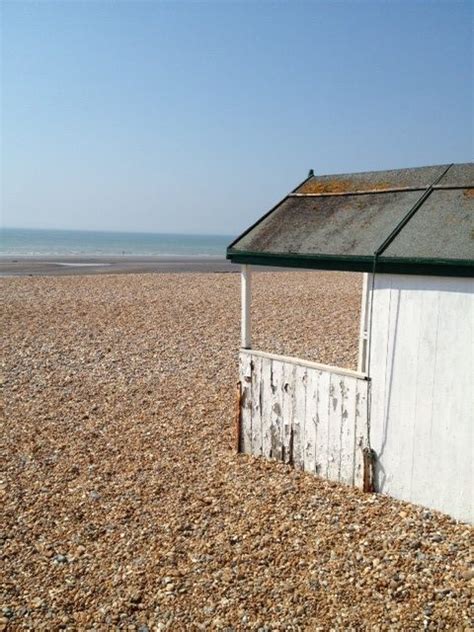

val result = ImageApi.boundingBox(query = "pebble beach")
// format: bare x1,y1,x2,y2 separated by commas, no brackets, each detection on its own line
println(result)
1,270,472,630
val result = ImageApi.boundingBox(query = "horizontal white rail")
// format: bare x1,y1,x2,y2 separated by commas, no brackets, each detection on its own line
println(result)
240,348,368,381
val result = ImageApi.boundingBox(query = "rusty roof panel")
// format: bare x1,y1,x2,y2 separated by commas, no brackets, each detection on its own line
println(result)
296,164,449,195
434,163,474,188
232,191,423,256
383,188,474,260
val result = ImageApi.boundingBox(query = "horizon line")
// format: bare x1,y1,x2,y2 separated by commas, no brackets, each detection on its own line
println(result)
1,226,235,238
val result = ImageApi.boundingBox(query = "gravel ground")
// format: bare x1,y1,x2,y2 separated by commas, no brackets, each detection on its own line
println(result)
1,271,472,630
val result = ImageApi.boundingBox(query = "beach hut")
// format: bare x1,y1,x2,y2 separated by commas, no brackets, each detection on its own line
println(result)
227,163,473,523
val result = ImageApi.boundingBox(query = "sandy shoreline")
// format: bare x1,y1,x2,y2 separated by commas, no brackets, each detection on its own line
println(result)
0,255,236,277
1,271,471,628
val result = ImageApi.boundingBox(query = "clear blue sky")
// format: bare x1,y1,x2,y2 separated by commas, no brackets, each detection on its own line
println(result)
1,1,472,235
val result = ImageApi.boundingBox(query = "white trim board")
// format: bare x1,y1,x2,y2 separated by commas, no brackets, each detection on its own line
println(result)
240,348,368,381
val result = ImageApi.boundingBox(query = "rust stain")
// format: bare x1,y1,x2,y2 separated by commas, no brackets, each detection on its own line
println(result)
288,426,294,468
463,188,474,198
363,447,376,493
298,178,393,195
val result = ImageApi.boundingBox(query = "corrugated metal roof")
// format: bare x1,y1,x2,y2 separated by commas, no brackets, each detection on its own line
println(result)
227,163,474,277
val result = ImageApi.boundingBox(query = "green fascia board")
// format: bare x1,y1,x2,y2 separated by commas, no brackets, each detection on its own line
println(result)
227,250,374,272
226,249,474,277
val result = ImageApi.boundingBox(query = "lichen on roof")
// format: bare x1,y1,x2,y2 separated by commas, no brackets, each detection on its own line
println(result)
227,162,474,277
298,178,393,195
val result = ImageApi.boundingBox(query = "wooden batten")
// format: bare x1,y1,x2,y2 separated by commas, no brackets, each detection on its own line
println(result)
240,348,368,381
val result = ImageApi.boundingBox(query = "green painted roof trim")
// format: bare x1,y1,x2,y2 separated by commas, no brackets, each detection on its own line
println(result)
227,163,473,277
226,249,474,277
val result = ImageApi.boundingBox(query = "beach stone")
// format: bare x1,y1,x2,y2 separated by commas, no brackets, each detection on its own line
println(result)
53,554,68,564
1,271,472,629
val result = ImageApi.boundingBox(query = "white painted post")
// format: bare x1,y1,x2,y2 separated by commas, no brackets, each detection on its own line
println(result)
358,273,371,373
241,264,251,349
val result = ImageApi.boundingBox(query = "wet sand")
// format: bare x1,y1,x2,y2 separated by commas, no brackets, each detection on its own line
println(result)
0,255,236,277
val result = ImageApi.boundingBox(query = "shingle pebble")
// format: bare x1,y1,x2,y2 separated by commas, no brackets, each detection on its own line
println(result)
1,271,472,629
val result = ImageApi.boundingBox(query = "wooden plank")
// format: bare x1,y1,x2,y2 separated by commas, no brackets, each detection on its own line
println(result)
270,360,284,460
281,362,295,464
369,274,473,522
327,374,342,482
367,276,393,488
354,378,368,488
384,283,420,496
315,370,330,478
239,352,253,454
293,365,307,469
304,368,319,473
251,354,263,456
422,279,472,520
260,357,273,458
339,376,356,485
409,288,439,506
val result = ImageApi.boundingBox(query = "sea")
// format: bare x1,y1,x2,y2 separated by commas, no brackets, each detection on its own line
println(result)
0,228,233,257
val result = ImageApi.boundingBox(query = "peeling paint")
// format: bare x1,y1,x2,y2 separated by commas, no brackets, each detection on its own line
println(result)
239,351,369,489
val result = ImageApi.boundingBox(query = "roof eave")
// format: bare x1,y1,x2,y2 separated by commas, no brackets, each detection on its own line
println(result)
226,249,474,278
227,172,316,251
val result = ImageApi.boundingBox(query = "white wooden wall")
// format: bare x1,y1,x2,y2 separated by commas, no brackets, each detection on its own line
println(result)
239,350,369,487
369,274,474,523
